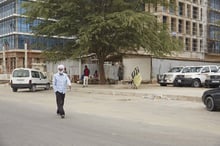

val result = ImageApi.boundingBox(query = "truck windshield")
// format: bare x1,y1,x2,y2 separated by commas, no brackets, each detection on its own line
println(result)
168,67,183,73
182,67,202,73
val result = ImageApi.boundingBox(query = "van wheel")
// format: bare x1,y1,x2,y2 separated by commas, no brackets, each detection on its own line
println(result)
45,83,50,90
12,88,17,92
31,85,36,92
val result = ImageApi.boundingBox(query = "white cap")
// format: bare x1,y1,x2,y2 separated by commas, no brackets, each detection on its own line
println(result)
57,64,64,69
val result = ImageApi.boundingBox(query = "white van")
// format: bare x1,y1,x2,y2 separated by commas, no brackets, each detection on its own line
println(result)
10,68,50,92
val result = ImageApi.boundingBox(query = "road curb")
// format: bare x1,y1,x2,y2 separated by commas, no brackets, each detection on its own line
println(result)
73,87,202,102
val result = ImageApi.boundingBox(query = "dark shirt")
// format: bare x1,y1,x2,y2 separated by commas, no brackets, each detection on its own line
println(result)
84,68,90,76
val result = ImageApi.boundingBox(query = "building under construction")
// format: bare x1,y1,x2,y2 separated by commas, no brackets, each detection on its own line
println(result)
147,0,220,62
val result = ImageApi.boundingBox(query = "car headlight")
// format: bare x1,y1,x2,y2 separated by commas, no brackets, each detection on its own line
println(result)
165,75,174,80
206,76,211,80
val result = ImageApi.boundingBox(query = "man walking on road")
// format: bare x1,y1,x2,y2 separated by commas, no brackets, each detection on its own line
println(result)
53,64,71,119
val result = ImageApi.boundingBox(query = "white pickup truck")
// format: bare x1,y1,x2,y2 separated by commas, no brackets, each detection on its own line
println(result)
157,66,185,86
174,65,219,87
205,69,220,88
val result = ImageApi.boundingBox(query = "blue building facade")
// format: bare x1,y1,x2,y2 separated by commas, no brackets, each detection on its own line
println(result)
0,0,67,73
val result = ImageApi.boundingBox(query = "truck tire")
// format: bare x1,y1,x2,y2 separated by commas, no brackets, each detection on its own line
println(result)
192,79,201,88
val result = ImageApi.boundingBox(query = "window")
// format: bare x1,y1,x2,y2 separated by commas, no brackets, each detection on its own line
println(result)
193,7,198,19
31,71,40,78
185,38,190,51
171,18,177,32
163,16,167,24
186,21,191,35
40,72,46,79
210,66,218,72
192,39,198,51
178,2,184,16
13,70,29,77
202,67,209,73
169,0,176,14
193,23,197,36
199,24,203,36
178,19,183,33
187,5,191,18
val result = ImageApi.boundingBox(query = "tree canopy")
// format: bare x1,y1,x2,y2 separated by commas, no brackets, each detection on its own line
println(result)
23,0,182,83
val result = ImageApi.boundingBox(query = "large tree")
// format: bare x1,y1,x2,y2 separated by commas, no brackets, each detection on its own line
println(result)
23,0,182,84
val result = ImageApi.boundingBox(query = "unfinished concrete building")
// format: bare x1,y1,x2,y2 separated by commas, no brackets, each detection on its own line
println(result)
143,0,220,82
147,0,208,60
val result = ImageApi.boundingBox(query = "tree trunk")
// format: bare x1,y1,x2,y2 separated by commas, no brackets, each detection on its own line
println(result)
98,57,106,84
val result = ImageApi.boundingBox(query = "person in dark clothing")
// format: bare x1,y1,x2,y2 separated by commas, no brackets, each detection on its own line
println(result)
83,65,90,87
118,65,124,81
94,70,99,79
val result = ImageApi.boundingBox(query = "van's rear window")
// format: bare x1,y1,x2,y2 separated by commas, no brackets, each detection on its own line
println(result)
13,70,29,77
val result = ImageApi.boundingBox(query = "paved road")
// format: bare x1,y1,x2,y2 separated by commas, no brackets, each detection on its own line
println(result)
0,84,220,146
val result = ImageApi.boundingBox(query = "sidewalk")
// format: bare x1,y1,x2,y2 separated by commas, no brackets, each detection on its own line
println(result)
72,83,208,102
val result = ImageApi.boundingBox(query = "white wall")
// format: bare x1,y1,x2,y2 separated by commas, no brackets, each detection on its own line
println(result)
45,57,152,83
0,74,10,80
123,56,151,82
46,59,80,81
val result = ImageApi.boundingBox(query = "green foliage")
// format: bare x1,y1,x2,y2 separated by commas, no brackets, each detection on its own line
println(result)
23,0,181,59
79,10,181,58
23,0,182,82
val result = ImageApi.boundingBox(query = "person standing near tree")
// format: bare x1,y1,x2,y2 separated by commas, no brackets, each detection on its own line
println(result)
83,65,90,87
118,65,124,81
53,64,71,119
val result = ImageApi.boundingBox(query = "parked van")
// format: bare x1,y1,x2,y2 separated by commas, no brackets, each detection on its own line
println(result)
10,68,50,92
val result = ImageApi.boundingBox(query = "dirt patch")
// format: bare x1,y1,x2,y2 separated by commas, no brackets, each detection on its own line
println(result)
0,80,9,84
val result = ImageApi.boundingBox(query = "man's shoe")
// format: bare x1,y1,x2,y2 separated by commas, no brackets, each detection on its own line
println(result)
61,115,65,119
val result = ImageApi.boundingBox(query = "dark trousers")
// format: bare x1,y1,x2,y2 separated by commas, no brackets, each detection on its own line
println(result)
56,91,65,115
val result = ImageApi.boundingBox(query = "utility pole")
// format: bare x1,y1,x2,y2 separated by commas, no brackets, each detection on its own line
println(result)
2,45,6,73
24,42,27,68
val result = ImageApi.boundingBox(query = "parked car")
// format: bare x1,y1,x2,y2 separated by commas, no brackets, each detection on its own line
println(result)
205,69,220,88
202,88,220,111
157,66,185,86
174,65,218,87
10,68,50,92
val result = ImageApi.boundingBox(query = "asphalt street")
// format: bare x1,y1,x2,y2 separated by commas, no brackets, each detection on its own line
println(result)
0,83,219,146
